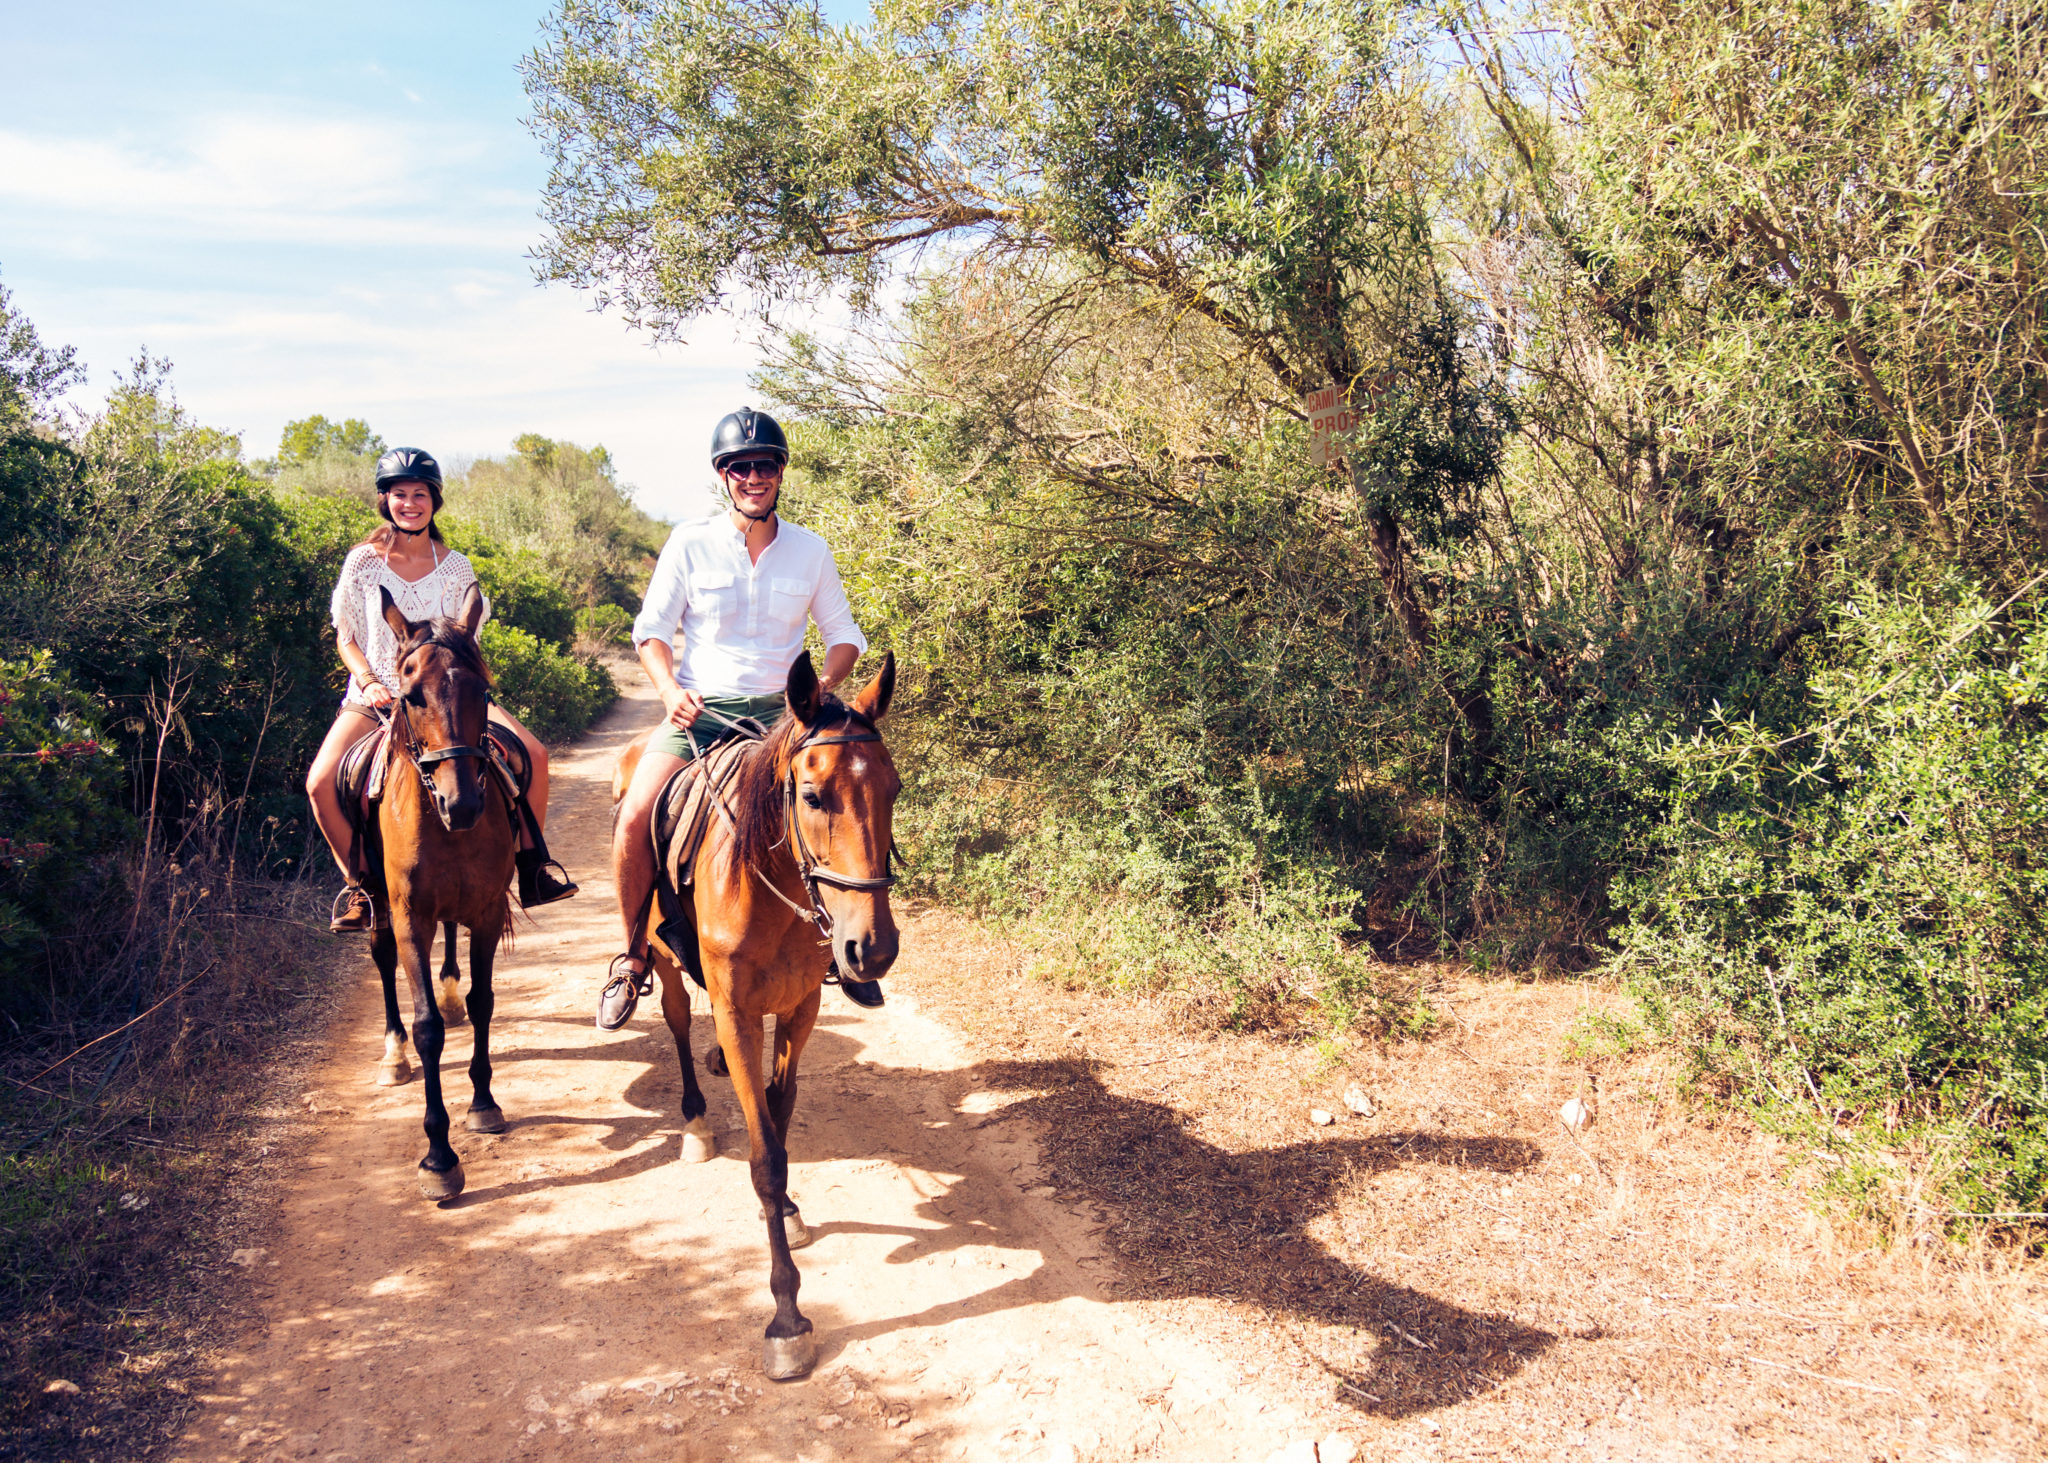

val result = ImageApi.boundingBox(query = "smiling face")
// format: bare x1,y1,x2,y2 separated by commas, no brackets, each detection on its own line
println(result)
382,478,437,536
720,455,784,520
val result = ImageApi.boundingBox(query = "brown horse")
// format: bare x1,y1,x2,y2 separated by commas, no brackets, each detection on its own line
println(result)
365,583,519,1200
627,650,900,1379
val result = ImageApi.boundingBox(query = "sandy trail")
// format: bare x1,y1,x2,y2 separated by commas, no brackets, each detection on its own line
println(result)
172,677,1293,1463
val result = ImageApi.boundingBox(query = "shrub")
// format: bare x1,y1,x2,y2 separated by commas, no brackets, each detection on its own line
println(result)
1614,589,2048,1224
575,602,634,652
478,621,617,742
0,653,126,1012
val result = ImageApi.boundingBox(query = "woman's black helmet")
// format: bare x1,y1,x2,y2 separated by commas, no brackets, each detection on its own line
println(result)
710,408,789,470
376,446,444,494
373,447,445,538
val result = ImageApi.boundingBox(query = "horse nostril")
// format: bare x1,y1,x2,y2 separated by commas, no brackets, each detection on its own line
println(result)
841,937,862,974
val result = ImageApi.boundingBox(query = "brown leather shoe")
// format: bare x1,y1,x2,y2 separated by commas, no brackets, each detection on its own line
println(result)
596,953,652,1031
330,883,375,934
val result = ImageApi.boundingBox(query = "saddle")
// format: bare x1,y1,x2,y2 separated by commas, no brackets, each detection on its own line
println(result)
336,721,532,885
648,737,755,989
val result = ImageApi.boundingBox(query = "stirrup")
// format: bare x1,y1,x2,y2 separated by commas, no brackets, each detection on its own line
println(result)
329,883,375,934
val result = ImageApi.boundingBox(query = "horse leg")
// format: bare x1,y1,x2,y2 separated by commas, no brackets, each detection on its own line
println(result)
764,989,822,1248
462,919,509,1135
436,920,467,1028
712,998,814,1381
396,914,463,1200
373,925,411,1086
655,950,714,1162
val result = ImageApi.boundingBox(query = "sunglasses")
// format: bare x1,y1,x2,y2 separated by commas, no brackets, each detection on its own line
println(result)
724,458,784,481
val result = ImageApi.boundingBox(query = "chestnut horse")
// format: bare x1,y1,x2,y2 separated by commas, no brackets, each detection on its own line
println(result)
365,583,519,1200
625,650,900,1379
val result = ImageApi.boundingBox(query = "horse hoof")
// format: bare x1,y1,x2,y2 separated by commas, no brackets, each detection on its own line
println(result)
705,1045,729,1077
783,1208,813,1250
680,1116,715,1163
465,1104,509,1134
437,980,467,1028
418,1161,465,1201
761,1329,817,1381
375,1060,411,1088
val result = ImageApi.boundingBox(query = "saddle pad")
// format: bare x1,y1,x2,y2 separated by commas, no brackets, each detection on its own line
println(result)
335,726,392,848
653,737,754,893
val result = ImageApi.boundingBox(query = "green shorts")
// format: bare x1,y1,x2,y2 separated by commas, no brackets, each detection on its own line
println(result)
646,693,787,762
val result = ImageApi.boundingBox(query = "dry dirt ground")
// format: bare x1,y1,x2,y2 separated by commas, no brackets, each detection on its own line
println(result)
169,676,2046,1463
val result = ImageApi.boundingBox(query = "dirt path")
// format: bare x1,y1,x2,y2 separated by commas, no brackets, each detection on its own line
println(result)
170,678,1309,1463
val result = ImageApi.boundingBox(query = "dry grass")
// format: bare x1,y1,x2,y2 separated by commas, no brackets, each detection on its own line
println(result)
897,905,2048,1462
0,845,355,1462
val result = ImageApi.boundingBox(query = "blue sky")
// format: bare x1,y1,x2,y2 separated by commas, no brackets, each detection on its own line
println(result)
1,1,868,521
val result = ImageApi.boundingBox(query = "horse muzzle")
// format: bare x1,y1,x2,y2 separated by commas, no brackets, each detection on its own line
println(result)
835,924,898,981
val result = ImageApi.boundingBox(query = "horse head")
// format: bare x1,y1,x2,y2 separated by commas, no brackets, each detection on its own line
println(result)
380,583,493,834
781,649,901,981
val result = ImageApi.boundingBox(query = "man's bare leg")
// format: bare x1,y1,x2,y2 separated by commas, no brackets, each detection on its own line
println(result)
598,746,688,1028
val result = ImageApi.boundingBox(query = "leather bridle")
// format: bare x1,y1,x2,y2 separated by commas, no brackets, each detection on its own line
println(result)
703,710,898,940
387,681,492,832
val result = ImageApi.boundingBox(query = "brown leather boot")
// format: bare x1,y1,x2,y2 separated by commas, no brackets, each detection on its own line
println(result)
330,883,375,934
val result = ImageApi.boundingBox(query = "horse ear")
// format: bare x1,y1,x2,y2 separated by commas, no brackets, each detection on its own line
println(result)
380,585,422,644
849,650,895,722
456,582,485,640
786,651,822,725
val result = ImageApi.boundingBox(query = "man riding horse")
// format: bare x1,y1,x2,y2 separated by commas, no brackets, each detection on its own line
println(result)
598,407,880,1029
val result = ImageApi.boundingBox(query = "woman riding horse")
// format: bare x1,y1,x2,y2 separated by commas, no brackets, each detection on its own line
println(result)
599,407,878,1027
304,446,575,931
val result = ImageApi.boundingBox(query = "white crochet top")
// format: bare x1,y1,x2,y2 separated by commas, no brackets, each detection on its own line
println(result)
330,542,488,708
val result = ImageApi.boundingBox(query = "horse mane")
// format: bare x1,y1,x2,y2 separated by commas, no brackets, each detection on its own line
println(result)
729,695,871,871
413,616,494,687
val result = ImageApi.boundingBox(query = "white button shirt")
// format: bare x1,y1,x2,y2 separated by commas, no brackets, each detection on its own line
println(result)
632,514,868,696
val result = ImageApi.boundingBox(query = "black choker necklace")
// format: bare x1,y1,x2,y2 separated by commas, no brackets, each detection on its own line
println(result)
393,523,429,537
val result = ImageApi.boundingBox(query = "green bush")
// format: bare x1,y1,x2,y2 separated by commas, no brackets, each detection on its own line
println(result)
1615,590,2048,1223
575,602,634,650
0,653,126,1010
478,621,617,743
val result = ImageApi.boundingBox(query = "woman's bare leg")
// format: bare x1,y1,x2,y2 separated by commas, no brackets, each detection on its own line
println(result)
305,709,379,878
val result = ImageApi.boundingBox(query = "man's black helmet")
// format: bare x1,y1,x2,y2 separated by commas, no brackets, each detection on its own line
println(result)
710,408,789,470
376,446,444,493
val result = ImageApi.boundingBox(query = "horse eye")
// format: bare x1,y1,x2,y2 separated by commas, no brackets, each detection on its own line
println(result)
801,788,823,810
406,686,426,707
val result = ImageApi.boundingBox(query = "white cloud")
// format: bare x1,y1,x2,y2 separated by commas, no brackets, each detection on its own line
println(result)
0,114,525,249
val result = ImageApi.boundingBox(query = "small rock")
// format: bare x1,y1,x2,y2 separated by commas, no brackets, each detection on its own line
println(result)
1265,1441,1318,1463
43,1379,80,1397
1423,1418,1441,1434
1064,1025,1084,1039
1560,1097,1596,1131
1320,1436,1359,1463
1342,1087,1373,1117
118,1192,148,1211
886,1415,905,1429
1027,1185,1056,1198
1308,1108,1336,1126
228,1248,267,1269
813,1413,843,1430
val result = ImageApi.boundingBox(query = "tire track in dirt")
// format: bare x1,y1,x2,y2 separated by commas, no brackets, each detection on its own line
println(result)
171,675,1301,1463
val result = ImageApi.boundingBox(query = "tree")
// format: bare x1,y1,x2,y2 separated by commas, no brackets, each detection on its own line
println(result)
277,414,384,467
524,0,1512,770
0,278,82,433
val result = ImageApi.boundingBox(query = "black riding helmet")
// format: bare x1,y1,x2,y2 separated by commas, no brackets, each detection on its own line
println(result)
373,447,445,538
710,408,789,471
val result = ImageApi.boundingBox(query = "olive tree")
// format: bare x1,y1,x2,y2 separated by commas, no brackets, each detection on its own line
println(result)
525,0,1513,763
